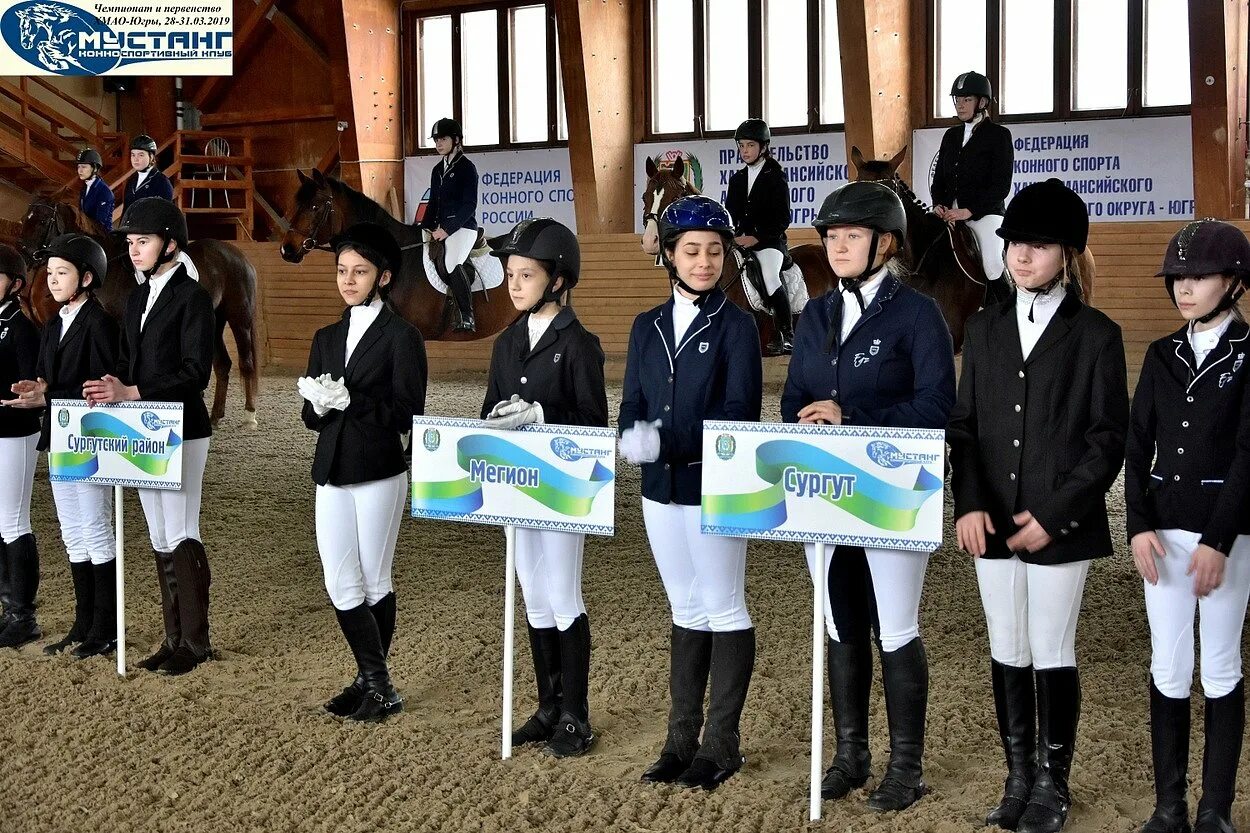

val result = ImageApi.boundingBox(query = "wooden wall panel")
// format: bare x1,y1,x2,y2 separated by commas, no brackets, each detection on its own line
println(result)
244,221,1237,387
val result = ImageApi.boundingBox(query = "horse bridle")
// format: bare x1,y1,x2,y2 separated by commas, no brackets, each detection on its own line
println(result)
293,197,337,252
882,174,983,286
25,202,62,257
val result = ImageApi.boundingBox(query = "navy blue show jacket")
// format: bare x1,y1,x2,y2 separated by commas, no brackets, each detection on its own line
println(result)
1125,320,1250,554
780,271,957,430
122,168,174,212
418,153,478,235
0,301,41,438
619,290,763,505
80,177,115,232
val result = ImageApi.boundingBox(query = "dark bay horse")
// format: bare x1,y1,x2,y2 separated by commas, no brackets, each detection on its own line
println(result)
850,145,1097,353
18,198,260,428
639,156,837,355
279,169,517,342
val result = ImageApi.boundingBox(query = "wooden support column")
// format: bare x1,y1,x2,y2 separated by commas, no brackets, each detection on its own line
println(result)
136,77,177,143
837,0,913,181
554,0,633,233
328,0,403,209
1189,0,1249,219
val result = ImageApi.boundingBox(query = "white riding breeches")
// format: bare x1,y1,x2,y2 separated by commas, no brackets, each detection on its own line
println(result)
1144,530,1250,699
0,433,37,543
443,227,477,272
50,480,115,565
967,214,1005,281
514,527,587,631
754,247,785,296
138,438,209,552
806,543,929,653
975,556,1090,669
643,499,752,632
315,471,407,610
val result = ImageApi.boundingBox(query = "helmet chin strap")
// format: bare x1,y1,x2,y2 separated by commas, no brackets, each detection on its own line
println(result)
1013,262,1064,323
1169,277,1247,324
528,278,564,315
672,275,714,306
839,232,881,312
141,232,177,280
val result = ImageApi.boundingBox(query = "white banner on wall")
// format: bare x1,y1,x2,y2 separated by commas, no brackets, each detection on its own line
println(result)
633,131,850,233
403,148,576,236
911,115,1195,222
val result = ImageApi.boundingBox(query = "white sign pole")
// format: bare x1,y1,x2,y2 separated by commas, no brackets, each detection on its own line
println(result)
502,523,517,760
114,485,126,677
809,541,826,821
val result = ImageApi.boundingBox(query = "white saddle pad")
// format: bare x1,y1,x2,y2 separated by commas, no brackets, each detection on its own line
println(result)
736,250,809,314
419,246,504,294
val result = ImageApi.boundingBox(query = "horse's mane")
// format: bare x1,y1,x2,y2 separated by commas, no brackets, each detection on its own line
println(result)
889,174,931,213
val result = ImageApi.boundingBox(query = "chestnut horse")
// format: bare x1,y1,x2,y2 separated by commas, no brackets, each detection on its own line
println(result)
279,169,517,341
18,197,260,428
850,145,1097,353
638,156,837,355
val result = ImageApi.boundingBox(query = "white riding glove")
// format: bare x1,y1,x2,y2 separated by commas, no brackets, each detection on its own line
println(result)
297,373,336,416
619,419,662,465
321,377,351,412
485,397,543,430
486,394,521,419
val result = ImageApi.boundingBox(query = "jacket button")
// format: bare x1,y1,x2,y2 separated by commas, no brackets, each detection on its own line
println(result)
1187,396,1194,403
1182,421,1189,428
664,463,670,470
1014,404,1022,413
831,389,838,397
1018,370,1025,379
668,375,674,384
1060,529,1069,536
1013,439,1020,447
520,376,527,384
663,405,671,412
1177,447,1184,454
1174,474,1181,481
1070,520,1078,528
832,357,838,366
1009,472,1016,480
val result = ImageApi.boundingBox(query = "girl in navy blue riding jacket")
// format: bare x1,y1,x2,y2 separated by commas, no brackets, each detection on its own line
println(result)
781,180,956,814
619,194,762,792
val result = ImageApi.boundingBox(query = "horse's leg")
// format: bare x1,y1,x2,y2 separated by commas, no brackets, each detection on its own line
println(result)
210,312,230,427
228,310,260,429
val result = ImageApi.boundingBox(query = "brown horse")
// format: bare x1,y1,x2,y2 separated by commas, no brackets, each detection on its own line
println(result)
279,169,518,342
638,156,837,355
18,197,261,428
850,145,1097,352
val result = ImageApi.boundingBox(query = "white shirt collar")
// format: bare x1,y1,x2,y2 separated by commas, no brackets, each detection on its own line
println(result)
842,266,889,305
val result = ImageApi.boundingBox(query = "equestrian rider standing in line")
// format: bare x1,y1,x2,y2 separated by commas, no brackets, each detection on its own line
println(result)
620,194,762,792
121,134,174,214
5,235,120,659
930,71,1015,306
419,118,480,333
481,218,608,757
725,118,795,356
1126,220,1250,833
948,179,1129,833
781,181,956,814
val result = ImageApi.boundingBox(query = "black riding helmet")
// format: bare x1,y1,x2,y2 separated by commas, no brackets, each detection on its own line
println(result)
130,134,158,155
116,197,189,278
950,71,993,102
431,118,463,142
330,222,402,306
1156,219,1250,324
814,181,908,287
35,234,108,299
76,148,103,169
0,243,27,299
996,178,1089,253
490,218,580,310
734,119,771,145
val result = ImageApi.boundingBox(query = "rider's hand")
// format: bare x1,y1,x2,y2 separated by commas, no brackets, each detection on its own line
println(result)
946,207,972,222
734,235,758,249
432,228,449,242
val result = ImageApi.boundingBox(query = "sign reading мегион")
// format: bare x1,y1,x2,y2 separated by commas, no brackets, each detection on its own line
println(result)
700,421,946,551
410,417,617,537
49,400,185,490
0,0,232,76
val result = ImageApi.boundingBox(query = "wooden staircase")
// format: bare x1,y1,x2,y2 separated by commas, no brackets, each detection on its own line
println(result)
0,76,125,196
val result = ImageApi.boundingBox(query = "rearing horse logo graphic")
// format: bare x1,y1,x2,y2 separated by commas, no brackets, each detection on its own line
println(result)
2,1,118,75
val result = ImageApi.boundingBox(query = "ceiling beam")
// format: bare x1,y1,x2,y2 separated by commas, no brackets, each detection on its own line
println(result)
192,0,281,111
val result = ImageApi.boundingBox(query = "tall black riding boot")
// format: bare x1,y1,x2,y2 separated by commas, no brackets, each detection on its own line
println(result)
0,533,40,648
73,559,117,659
763,288,794,356
335,603,402,722
326,592,396,717
138,549,179,671
1194,680,1244,833
0,538,11,629
822,636,874,799
513,623,563,746
546,614,593,757
158,539,211,675
1018,667,1081,833
868,637,930,812
642,625,713,783
448,264,476,332
677,627,756,791
986,661,1038,830
44,560,95,654
1142,680,1192,833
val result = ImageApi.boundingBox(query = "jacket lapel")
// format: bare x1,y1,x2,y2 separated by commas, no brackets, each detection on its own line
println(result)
843,273,899,346
344,306,388,379
526,307,572,361
675,292,726,358
1024,292,1078,365
140,267,187,333
652,299,678,371
1186,320,1250,391
997,301,1026,367
55,300,91,357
